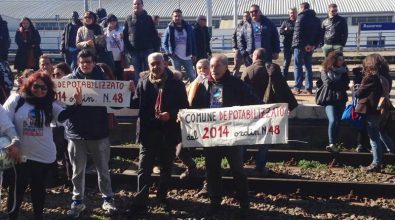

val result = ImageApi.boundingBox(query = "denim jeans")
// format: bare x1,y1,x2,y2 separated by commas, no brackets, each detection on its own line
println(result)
282,45,293,79
64,49,79,71
130,49,154,82
325,104,345,145
171,55,196,82
366,115,383,165
293,48,313,91
255,144,269,171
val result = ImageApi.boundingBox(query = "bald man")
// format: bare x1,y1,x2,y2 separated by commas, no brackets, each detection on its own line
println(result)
189,54,260,217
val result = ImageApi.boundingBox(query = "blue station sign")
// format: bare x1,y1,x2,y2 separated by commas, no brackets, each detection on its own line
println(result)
360,23,395,31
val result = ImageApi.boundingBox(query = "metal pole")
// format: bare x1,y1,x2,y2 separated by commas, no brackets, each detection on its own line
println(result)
357,23,361,52
84,0,88,11
98,0,101,8
233,0,238,28
206,0,212,28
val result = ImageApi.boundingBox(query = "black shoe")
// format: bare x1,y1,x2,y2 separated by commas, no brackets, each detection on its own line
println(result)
125,204,148,216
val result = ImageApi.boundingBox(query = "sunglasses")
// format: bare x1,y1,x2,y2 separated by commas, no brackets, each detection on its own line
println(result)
32,84,48,91
249,10,258,14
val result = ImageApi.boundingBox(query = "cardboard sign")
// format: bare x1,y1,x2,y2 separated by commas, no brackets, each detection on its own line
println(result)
53,79,131,107
179,104,289,147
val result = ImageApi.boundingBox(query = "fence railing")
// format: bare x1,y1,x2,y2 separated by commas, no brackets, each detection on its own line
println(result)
7,31,395,53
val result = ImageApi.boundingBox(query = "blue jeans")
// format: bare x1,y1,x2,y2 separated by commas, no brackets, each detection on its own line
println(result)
293,48,313,91
366,115,383,165
255,144,269,171
171,55,196,82
325,104,345,145
64,49,79,71
282,46,292,79
131,49,154,82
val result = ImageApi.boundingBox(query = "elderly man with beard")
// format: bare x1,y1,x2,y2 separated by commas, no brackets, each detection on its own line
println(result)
128,52,188,215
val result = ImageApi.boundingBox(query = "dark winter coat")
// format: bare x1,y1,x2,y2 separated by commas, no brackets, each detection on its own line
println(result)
163,20,196,57
61,21,82,53
0,18,10,61
131,68,188,146
292,9,322,49
123,10,160,52
240,60,269,101
14,28,42,71
321,15,348,46
192,23,211,58
232,21,245,50
279,19,295,47
355,74,383,115
320,66,350,105
63,66,109,140
239,15,280,58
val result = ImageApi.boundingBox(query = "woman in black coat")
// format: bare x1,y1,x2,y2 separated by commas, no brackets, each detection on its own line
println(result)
14,17,42,72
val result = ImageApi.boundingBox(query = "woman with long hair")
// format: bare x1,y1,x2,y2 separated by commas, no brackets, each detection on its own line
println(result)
355,53,394,172
320,51,349,152
3,72,81,219
14,17,43,72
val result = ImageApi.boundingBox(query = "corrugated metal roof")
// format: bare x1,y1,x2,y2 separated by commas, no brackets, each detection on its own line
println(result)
0,0,394,20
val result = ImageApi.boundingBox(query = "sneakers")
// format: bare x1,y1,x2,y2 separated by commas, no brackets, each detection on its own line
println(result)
179,168,198,180
364,163,382,172
67,201,86,218
326,144,339,153
102,198,118,214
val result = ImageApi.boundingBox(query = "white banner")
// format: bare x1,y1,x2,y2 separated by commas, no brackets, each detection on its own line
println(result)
179,104,288,147
53,79,131,107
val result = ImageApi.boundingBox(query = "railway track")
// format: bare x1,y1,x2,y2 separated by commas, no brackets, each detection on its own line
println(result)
110,145,395,167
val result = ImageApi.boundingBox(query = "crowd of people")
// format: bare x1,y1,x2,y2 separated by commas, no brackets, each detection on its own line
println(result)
0,0,393,219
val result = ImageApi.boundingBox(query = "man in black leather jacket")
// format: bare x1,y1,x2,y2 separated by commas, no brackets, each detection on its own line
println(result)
321,3,348,57
279,7,297,79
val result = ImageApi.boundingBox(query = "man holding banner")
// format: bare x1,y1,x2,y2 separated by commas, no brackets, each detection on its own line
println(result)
185,54,260,217
63,50,117,217
128,52,188,215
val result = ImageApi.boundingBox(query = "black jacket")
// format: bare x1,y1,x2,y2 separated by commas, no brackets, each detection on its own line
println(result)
239,15,280,57
232,21,245,50
14,28,43,71
123,10,160,52
292,9,321,49
320,67,350,105
61,21,82,53
131,69,188,146
321,15,348,46
192,23,211,58
64,66,109,140
0,18,10,61
191,70,260,109
279,19,295,47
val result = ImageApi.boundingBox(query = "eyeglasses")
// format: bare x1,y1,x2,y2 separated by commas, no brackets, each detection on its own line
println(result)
32,84,48,91
249,10,258,14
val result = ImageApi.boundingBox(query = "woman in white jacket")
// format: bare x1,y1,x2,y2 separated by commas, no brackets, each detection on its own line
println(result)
104,14,124,80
